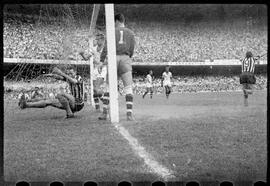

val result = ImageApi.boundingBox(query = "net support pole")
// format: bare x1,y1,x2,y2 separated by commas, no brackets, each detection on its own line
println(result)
89,4,100,107
105,4,119,123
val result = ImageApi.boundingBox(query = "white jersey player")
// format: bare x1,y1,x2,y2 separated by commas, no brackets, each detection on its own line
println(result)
161,66,173,99
143,70,154,99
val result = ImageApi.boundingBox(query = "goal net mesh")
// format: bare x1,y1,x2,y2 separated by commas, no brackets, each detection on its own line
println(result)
4,4,104,110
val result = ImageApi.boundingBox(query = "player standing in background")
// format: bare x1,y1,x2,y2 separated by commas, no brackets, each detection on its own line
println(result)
92,62,107,111
99,13,135,121
79,33,107,111
161,65,173,99
239,51,261,106
142,70,154,99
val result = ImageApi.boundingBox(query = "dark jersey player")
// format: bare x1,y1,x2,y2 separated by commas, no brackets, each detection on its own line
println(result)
19,67,84,118
239,51,260,106
99,13,135,121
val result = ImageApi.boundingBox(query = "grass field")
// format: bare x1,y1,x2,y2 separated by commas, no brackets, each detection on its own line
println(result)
4,90,267,182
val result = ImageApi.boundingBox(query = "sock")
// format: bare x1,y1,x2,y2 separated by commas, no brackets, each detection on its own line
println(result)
94,97,100,110
150,91,153,98
126,94,133,117
102,92,109,115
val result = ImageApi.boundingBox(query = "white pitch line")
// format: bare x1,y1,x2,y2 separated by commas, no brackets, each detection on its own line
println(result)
113,123,175,181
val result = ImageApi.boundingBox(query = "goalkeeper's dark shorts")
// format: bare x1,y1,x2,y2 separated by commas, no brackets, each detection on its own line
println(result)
117,55,132,75
240,72,256,84
72,102,84,113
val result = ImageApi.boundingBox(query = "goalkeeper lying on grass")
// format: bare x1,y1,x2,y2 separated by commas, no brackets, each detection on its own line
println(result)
18,66,85,118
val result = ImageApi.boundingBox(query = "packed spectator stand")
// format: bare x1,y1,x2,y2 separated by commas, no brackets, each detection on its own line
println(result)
3,7,267,99
4,13,267,62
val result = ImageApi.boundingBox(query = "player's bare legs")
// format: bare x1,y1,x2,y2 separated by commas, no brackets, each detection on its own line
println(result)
121,71,135,121
56,93,75,118
19,93,76,118
99,71,134,121
98,91,110,120
93,90,102,111
165,86,171,99
242,84,249,106
143,87,153,99
142,88,149,99
150,88,153,99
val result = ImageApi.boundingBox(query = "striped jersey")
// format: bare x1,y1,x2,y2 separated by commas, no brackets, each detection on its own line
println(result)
69,75,84,104
241,57,258,73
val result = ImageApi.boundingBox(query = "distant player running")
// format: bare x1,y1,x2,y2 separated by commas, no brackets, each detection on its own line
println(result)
161,66,173,99
99,13,135,121
239,51,263,106
19,67,84,118
142,70,154,99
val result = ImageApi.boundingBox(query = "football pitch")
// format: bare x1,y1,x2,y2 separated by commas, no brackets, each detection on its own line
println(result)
4,90,267,182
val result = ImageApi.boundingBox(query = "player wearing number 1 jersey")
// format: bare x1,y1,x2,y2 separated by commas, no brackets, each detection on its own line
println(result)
239,51,260,106
99,13,135,121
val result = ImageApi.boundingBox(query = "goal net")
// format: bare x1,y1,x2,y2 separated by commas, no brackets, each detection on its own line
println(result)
4,4,104,111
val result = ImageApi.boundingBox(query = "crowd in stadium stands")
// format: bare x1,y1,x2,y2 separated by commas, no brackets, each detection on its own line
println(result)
4,14,267,62
4,75,267,100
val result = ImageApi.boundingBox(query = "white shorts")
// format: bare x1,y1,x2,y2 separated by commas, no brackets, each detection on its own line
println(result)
163,81,172,87
146,83,153,88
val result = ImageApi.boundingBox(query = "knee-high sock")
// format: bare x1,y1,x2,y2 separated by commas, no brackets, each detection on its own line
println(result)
126,94,133,116
93,94,100,110
102,92,109,115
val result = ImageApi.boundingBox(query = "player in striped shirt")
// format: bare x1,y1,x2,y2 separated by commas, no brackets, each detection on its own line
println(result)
239,51,260,106
161,66,173,99
19,66,85,118
142,70,154,99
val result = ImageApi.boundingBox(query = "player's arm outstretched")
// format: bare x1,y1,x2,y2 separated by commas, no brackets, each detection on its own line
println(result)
79,48,93,61
51,67,79,84
43,73,65,80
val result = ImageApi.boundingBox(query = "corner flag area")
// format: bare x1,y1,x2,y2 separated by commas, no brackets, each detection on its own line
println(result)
4,90,267,182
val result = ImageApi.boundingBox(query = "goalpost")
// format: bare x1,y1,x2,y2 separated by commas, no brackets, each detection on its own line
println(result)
89,4,119,123
104,4,119,123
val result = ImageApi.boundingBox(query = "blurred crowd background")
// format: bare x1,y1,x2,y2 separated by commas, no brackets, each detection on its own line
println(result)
4,4,267,62
3,4,267,99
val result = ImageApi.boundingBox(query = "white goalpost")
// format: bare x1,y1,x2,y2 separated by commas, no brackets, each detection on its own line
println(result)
104,4,119,123
88,4,119,123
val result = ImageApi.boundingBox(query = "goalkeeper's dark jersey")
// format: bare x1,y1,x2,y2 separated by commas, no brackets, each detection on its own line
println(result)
100,26,135,62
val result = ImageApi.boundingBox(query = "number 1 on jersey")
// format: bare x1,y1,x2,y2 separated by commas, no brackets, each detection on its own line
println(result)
119,30,124,44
